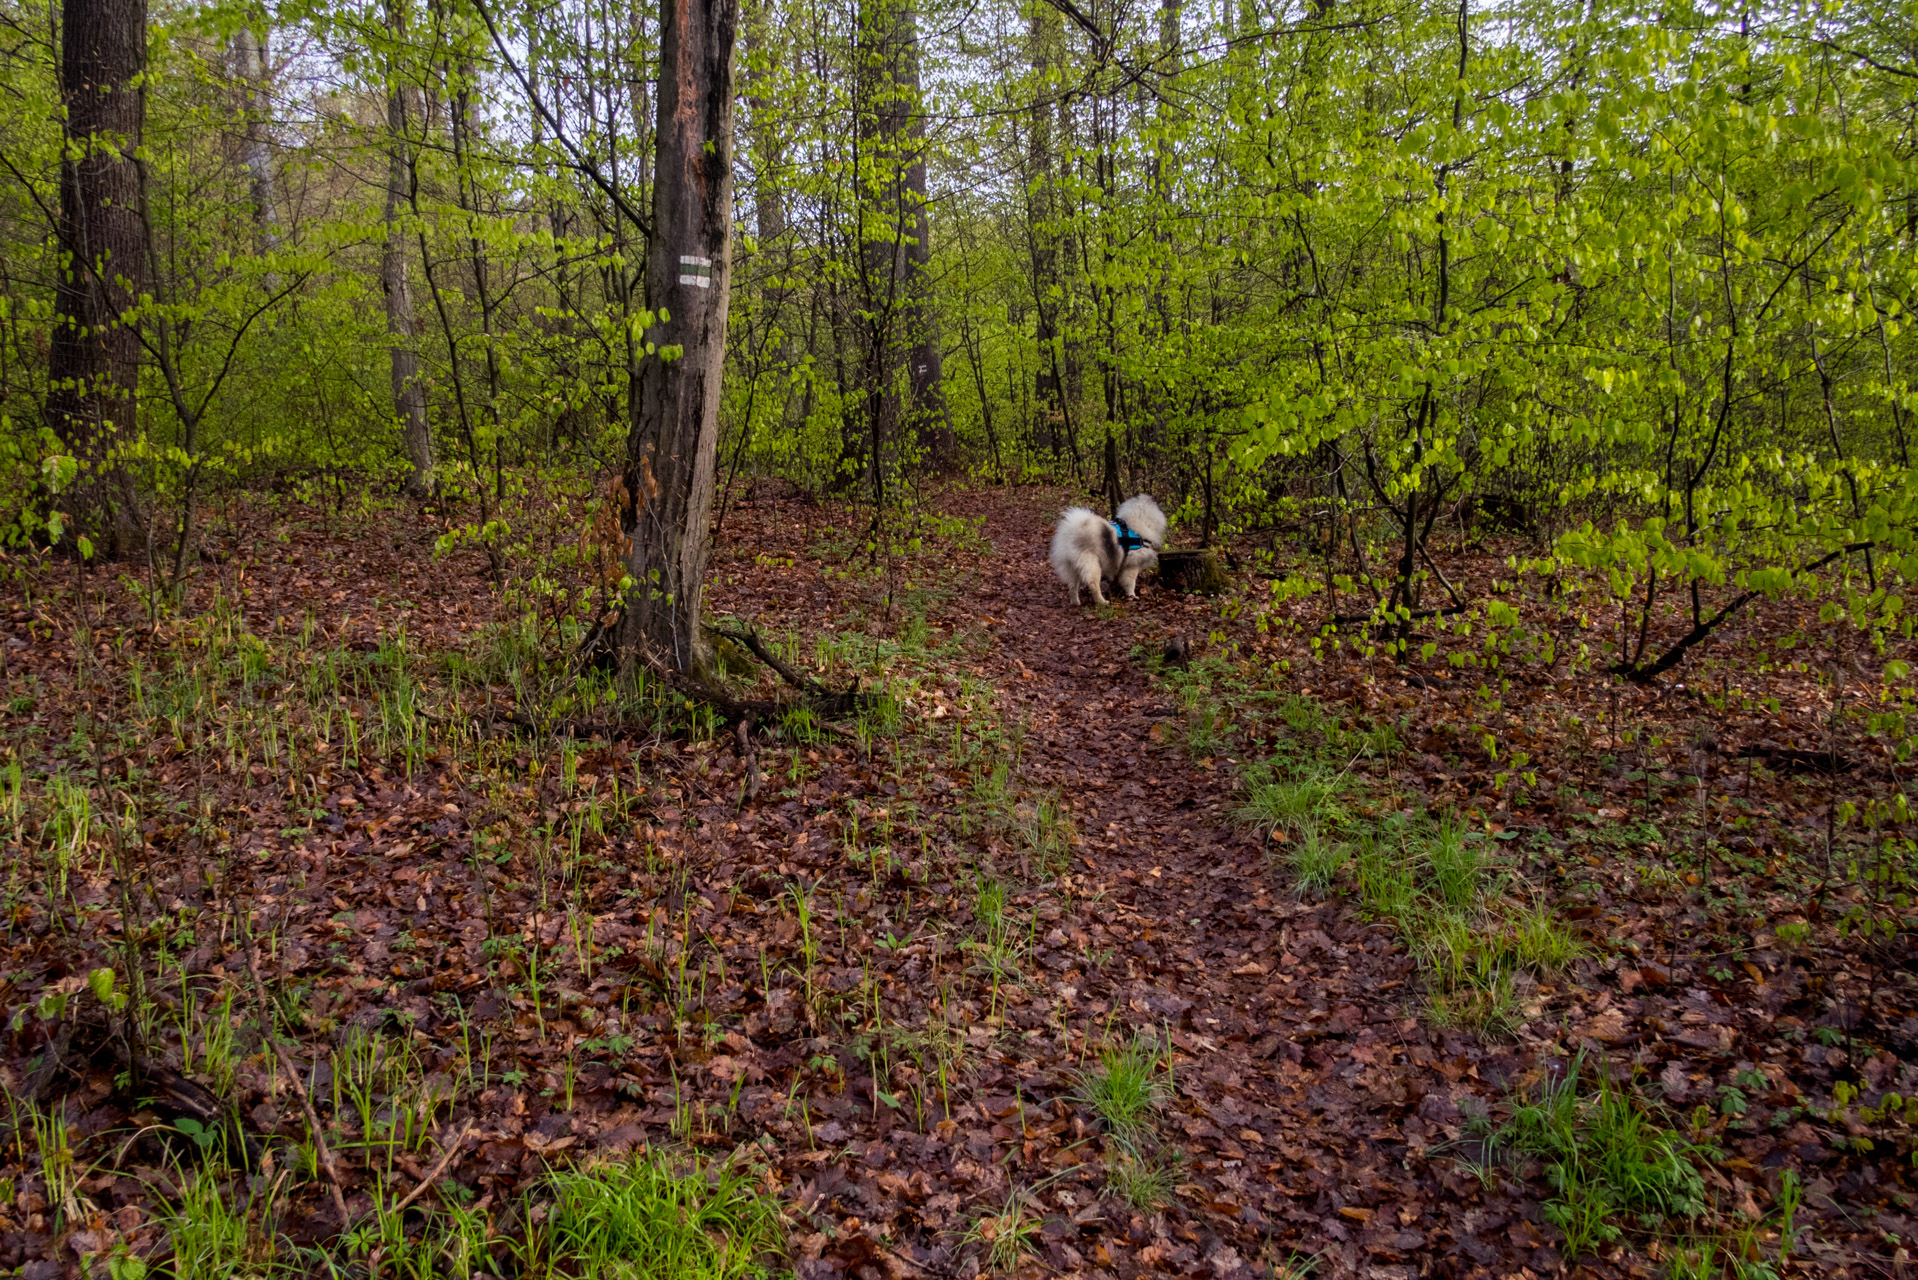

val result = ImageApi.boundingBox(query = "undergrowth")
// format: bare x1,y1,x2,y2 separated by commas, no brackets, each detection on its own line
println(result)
1470,1057,1707,1261
1159,654,1581,1035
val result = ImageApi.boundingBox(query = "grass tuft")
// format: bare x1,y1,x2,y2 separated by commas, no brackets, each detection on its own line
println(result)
1283,823,1348,897
1104,1146,1180,1211
1074,1029,1173,1144
963,1187,1041,1273
1480,1057,1706,1259
1242,768,1348,834
543,1152,786,1280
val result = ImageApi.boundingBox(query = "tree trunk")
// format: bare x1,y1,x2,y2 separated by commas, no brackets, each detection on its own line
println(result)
852,0,907,502
743,1,801,439
616,0,738,677
231,23,279,256
382,8,434,498
45,0,147,557
451,66,506,500
1028,1,1061,458
896,4,955,472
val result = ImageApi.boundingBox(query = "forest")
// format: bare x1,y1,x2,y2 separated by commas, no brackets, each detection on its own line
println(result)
1,0,1916,1273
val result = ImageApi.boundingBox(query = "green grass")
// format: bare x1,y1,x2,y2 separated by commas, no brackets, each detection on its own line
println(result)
1426,815,1481,909
161,1168,287,1279
1242,768,1349,834
963,1187,1040,1274
1354,832,1417,919
1251,788,1583,1035
542,1153,786,1280
1283,823,1349,897
1073,1029,1173,1145
1104,1147,1179,1211
1478,1057,1706,1259
1508,900,1585,970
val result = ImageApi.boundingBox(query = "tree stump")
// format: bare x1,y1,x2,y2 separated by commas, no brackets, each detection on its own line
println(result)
1155,549,1228,594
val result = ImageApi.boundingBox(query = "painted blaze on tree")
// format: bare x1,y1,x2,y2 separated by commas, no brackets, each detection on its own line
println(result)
616,0,739,679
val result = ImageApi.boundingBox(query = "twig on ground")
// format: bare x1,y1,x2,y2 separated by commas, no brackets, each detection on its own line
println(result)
389,1122,476,1216
247,947,351,1228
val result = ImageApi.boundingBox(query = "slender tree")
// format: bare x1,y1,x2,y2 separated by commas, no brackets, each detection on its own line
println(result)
896,3,955,471
1026,0,1063,461
231,20,279,255
382,0,434,497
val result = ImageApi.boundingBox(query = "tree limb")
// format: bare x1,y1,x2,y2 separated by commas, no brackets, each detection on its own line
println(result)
706,622,830,697
1612,542,1874,683
388,1123,475,1217
467,0,655,239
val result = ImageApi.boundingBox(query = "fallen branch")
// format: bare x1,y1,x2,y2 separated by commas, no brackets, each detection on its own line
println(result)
388,1122,476,1217
706,622,831,697
475,708,632,741
247,948,351,1228
562,615,877,731
661,667,870,728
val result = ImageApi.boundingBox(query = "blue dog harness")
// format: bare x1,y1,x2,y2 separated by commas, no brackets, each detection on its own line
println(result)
1112,518,1150,553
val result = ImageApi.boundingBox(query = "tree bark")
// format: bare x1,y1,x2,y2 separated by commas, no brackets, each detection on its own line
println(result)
852,0,906,503
231,23,278,256
382,3,434,498
895,4,955,472
45,0,147,556
1028,1,1062,458
743,0,801,440
616,0,737,677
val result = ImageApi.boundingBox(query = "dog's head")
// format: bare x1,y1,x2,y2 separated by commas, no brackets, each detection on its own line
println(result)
1115,495,1167,548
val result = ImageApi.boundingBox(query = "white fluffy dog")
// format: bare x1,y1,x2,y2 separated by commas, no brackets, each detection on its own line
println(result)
1049,495,1167,605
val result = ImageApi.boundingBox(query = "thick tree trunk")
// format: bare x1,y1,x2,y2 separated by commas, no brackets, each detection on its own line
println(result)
616,0,737,677
231,24,279,256
45,0,147,557
382,40,434,497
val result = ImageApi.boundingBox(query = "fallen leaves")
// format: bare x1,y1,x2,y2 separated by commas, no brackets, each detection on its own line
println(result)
0,486,1911,1280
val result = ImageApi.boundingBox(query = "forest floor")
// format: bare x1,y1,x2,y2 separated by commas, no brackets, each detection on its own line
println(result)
0,481,1914,1280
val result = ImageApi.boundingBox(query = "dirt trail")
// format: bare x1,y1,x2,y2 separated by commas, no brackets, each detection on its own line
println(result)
913,490,1508,1279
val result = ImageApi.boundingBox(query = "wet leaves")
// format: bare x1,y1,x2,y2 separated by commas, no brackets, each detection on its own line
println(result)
0,490,1913,1278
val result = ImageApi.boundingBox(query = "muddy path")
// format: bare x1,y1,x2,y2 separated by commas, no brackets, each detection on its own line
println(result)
717,486,1536,1280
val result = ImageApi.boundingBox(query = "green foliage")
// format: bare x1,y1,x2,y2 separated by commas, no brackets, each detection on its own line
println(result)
2,0,1908,692
1073,1029,1173,1145
1483,1058,1706,1259
542,1153,786,1280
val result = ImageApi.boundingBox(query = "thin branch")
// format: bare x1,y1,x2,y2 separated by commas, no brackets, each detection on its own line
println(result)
1614,542,1874,683
466,0,654,240
247,947,351,1228
388,1123,475,1217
